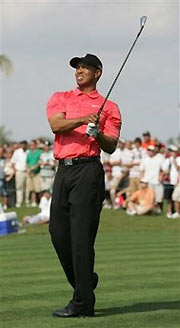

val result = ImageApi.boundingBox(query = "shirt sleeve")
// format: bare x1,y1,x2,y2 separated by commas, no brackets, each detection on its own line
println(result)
102,102,122,139
46,92,66,119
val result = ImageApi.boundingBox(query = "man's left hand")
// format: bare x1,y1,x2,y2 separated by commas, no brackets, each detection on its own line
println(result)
86,123,99,138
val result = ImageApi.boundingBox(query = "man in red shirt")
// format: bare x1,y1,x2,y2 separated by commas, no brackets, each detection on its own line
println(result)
141,131,156,149
47,54,122,318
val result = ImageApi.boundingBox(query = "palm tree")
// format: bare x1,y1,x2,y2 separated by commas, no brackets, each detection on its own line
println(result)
0,54,13,75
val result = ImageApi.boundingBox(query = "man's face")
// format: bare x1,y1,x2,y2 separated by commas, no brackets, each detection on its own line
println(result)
140,182,148,189
147,149,155,157
118,142,125,150
21,143,27,151
75,63,101,88
29,142,36,151
143,134,150,142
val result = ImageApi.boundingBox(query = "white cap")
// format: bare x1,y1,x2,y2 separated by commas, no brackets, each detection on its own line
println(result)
168,145,178,152
147,145,155,151
140,177,148,184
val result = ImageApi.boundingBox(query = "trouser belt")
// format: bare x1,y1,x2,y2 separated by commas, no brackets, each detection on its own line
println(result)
59,156,100,166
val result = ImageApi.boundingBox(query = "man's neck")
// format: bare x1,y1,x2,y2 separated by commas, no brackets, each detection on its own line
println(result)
78,85,96,94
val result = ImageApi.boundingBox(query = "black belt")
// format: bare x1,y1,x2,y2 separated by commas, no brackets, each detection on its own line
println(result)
59,156,100,166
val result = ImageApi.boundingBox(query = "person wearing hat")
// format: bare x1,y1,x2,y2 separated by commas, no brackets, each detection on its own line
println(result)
162,145,180,218
126,177,155,215
139,145,165,214
46,54,122,317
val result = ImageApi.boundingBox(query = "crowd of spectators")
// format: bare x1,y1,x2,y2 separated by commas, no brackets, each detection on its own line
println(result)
102,131,180,218
0,131,180,220
0,138,55,213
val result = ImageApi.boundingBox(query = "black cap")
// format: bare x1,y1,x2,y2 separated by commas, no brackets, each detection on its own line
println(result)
70,54,103,70
143,131,151,136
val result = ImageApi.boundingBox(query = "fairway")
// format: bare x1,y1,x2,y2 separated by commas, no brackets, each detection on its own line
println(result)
0,208,179,328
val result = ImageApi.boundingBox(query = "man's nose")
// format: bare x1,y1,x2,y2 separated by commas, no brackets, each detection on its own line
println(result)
76,66,84,73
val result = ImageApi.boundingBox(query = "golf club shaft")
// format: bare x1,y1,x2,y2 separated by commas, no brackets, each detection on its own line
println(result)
97,20,147,118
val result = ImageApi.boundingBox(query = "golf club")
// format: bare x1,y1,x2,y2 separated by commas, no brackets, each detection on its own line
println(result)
87,16,147,135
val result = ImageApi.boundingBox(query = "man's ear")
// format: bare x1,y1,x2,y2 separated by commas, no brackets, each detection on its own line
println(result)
95,69,102,81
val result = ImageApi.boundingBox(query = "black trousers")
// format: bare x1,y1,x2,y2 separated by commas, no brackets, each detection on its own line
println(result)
49,160,105,313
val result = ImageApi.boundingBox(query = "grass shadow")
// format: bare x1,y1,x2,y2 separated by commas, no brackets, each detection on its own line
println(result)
95,300,180,317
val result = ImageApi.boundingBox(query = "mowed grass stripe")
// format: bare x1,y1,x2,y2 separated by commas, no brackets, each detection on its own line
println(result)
0,208,179,328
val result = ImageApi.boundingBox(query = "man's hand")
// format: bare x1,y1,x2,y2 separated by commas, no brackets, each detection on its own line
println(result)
86,123,99,138
81,113,99,125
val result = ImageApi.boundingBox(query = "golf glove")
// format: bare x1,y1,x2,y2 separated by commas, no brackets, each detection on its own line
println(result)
86,123,99,138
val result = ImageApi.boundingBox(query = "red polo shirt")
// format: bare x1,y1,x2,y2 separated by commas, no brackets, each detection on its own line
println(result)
47,88,122,159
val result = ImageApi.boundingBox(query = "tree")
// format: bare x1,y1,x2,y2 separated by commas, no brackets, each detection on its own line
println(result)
0,54,13,75
0,125,12,146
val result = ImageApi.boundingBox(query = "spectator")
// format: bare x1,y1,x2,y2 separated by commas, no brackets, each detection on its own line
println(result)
0,147,8,210
11,140,28,207
22,190,51,225
125,137,144,195
172,177,180,218
39,141,56,192
109,139,125,208
26,140,42,206
139,145,164,214
141,131,156,149
162,145,180,218
4,148,16,208
126,177,155,215
104,166,114,208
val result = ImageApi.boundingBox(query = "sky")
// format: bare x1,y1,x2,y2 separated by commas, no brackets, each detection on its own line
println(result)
0,0,179,143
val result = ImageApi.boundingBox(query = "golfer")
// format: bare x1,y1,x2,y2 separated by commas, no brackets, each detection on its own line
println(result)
47,54,122,317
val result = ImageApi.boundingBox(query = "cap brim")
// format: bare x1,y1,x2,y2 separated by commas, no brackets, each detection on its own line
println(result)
70,57,82,68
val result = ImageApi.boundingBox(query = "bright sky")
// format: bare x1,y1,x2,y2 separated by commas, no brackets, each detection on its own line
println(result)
0,0,179,143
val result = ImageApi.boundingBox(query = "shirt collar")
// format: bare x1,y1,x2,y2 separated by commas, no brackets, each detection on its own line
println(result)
74,88,99,99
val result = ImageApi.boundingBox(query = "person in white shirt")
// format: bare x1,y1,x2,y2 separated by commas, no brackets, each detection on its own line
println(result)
39,141,56,192
22,190,51,225
109,139,125,208
162,145,180,218
11,141,28,207
124,138,144,195
139,145,165,214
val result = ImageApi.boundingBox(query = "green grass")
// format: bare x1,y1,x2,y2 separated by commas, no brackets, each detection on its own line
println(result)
0,207,180,328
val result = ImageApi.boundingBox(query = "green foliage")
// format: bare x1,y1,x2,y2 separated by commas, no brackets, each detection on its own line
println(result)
0,125,12,146
0,55,13,75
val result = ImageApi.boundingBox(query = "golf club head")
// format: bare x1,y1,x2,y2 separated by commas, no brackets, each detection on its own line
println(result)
140,16,147,27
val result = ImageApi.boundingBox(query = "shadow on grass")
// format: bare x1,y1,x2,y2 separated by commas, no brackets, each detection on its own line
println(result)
95,300,180,317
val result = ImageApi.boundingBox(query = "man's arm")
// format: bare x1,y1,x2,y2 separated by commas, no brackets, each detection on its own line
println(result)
48,112,98,134
96,133,118,154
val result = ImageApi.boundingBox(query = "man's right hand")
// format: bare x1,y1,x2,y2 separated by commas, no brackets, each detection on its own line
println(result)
81,113,99,125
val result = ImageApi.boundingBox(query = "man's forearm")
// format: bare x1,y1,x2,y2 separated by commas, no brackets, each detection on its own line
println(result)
48,112,98,134
49,117,83,134
96,133,118,154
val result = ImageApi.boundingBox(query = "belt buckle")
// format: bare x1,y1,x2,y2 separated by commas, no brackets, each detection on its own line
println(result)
65,159,73,166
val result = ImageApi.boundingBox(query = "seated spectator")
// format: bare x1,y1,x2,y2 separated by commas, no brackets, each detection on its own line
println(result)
22,190,51,225
126,178,155,215
139,145,164,214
